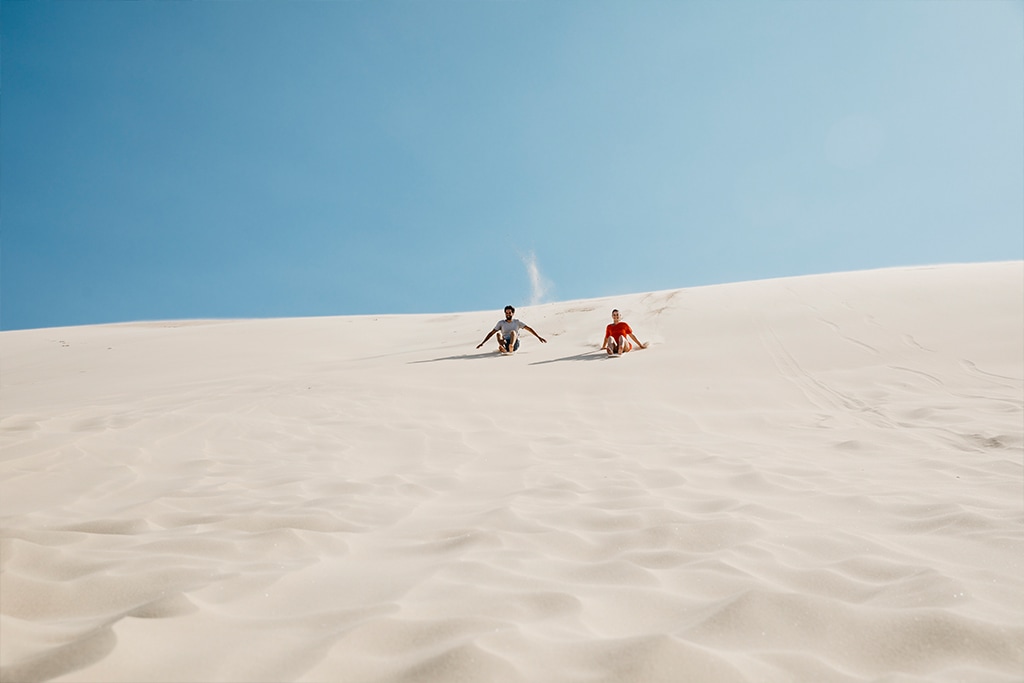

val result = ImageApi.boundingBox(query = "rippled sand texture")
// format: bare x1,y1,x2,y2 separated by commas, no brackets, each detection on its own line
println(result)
2,262,1022,683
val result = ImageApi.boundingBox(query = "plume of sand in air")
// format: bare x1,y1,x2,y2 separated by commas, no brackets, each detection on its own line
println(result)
522,250,550,305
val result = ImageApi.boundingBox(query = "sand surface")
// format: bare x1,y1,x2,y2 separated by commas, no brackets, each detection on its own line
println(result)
2,262,1022,682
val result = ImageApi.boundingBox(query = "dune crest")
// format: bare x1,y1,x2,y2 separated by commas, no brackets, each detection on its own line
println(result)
2,262,1022,682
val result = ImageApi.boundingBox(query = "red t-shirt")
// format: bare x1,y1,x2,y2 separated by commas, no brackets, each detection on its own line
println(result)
605,322,632,338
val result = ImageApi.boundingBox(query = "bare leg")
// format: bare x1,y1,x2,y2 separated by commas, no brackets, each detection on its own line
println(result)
499,331,519,353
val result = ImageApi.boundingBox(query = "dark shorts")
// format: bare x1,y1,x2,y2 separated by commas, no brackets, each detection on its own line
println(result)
502,334,521,351
609,337,632,352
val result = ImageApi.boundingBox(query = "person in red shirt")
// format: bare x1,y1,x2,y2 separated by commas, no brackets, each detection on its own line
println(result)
602,309,649,355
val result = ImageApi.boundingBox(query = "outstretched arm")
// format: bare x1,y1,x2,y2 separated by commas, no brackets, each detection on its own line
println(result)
628,332,649,349
522,325,547,343
477,329,498,348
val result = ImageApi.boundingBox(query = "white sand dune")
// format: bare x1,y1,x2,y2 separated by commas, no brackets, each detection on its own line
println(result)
1,262,1022,683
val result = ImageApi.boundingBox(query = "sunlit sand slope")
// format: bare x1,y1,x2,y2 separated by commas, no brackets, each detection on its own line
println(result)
2,262,1022,683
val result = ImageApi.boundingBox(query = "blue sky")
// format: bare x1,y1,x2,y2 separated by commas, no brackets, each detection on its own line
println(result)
2,0,1022,331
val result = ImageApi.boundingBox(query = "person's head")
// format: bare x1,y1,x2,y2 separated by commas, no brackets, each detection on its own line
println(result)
611,309,621,321
504,305,515,319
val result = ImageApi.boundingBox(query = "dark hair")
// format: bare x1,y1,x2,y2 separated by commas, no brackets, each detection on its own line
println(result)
505,305,515,313
612,309,620,314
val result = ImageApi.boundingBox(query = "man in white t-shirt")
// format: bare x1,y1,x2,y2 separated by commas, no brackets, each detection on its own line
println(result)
476,305,547,354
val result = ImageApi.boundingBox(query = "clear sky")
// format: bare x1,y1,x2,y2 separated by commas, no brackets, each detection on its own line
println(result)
2,0,1022,331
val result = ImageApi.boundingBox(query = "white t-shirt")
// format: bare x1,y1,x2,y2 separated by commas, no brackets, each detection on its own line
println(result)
494,319,525,335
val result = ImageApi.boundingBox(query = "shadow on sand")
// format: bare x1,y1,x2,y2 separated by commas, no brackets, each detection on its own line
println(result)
410,350,610,365
529,351,609,365
409,352,511,364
